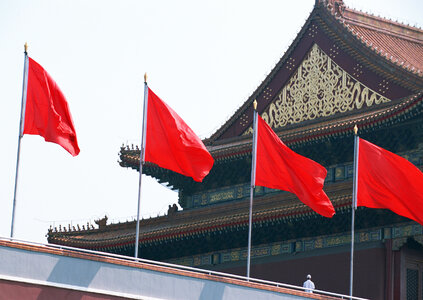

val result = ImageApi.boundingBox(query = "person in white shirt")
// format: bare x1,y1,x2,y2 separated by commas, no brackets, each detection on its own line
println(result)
303,274,315,293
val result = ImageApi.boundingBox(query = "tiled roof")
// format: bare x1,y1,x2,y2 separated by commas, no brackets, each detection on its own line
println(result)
48,181,353,249
338,4,423,75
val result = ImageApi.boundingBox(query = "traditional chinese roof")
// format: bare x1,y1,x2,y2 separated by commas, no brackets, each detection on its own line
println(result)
51,0,423,257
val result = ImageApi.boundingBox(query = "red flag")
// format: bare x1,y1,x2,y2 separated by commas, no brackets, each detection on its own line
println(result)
357,138,423,225
23,57,80,156
144,88,214,182
255,115,335,217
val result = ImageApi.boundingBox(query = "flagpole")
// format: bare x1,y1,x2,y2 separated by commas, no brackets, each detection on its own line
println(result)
247,100,258,279
11,43,29,238
135,73,149,258
350,125,359,298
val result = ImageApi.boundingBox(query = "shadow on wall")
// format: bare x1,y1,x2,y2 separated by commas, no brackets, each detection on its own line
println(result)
199,281,225,300
36,255,101,299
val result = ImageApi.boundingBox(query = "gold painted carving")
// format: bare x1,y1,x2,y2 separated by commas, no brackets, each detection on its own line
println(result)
243,43,390,134
210,190,235,203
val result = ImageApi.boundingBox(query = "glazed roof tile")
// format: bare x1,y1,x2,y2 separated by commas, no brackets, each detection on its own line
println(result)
340,6,423,75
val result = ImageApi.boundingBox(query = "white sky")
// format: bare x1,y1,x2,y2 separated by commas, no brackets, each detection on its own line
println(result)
1,0,422,243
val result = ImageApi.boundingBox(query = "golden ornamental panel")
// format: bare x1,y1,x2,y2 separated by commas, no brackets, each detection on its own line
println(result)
243,43,390,134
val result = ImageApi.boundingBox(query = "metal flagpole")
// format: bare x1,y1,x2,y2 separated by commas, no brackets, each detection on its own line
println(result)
350,125,359,298
247,100,258,279
11,43,29,238
135,73,149,258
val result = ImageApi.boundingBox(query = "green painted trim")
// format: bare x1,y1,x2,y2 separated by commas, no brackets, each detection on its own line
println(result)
181,147,423,209
167,223,422,268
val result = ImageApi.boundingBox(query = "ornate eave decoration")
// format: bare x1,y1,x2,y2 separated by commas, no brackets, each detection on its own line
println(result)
244,43,391,135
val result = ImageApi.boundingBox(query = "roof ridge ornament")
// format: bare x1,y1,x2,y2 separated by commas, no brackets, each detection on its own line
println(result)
95,216,108,230
321,0,345,16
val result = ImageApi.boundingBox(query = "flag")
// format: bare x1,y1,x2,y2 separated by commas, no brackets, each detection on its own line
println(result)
357,138,423,225
255,115,335,217
144,87,214,182
23,57,80,156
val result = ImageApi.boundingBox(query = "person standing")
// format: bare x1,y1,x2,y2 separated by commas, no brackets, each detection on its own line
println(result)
303,274,315,293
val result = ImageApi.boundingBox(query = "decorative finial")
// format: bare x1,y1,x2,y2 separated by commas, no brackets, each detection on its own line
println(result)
144,73,147,83
253,99,257,111
24,42,28,54
354,125,358,135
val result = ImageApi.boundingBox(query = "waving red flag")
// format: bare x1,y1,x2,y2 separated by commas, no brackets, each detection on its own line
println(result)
23,57,79,156
255,115,334,217
357,138,423,225
144,88,213,182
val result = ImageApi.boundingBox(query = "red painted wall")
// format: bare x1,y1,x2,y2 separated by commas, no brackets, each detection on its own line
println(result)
217,247,386,300
0,279,126,300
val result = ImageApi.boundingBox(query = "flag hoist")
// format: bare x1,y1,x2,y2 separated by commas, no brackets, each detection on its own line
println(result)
135,75,214,258
11,43,79,238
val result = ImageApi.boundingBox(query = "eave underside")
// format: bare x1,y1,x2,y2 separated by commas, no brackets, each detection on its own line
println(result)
119,92,423,194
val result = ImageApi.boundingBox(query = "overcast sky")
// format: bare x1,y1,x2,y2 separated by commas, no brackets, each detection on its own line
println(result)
1,0,422,243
